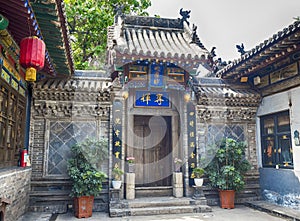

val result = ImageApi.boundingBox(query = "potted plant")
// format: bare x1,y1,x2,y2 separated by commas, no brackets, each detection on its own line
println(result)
126,156,135,173
192,167,205,186
112,166,124,189
67,138,108,218
205,138,251,209
174,157,183,172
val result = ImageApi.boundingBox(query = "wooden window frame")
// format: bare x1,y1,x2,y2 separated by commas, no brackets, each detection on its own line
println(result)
0,78,26,168
260,110,293,169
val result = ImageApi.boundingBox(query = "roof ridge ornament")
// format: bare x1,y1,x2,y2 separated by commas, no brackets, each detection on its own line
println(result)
113,4,125,23
179,8,191,27
236,43,247,55
190,24,205,49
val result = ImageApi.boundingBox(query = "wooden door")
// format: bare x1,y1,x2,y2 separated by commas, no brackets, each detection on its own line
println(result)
133,115,172,187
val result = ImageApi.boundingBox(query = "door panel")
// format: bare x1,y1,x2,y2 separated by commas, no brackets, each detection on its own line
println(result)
133,115,172,187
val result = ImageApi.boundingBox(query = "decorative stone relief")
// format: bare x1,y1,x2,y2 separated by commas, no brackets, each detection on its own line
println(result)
33,101,111,118
197,107,257,121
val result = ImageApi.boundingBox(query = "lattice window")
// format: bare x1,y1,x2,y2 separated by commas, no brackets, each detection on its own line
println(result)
0,79,26,168
207,124,245,145
200,124,245,166
47,121,97,176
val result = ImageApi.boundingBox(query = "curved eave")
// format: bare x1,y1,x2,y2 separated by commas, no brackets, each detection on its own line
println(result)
218,20,300,80
111,49,211,75
1,0,55,76
107,15,212,75
31,0,74,77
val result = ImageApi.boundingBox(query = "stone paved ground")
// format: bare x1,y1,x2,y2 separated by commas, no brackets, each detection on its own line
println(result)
18,201,300,221
18,204,295,221
17,212,52,221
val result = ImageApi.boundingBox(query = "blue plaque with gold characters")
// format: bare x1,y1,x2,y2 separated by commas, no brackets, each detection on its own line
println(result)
187,102,197,186
150,64,164,87
112,100,123,170
135,91,169,107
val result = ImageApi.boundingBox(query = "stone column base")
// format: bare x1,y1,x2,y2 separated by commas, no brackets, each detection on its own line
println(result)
126,173,135,200
173,172,183,198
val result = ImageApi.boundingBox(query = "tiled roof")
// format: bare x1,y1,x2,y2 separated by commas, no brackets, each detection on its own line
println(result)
35,70,111,92
192,78,261,107
107,15,211,75
218,20,300,80
0,0,74,78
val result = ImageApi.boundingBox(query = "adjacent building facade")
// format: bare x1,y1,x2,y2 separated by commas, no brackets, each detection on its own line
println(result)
0,1,73,220
219,20,300,198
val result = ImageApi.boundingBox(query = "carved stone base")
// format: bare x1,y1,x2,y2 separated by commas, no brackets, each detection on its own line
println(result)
126,173,135,200
110,188,121,203
192,185,208,205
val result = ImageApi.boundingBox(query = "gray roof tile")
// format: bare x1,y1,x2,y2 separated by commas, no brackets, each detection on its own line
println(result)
107,15,212,74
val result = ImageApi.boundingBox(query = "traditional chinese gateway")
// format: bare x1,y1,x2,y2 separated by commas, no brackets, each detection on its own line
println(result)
28,10,262,216
104,11,262,215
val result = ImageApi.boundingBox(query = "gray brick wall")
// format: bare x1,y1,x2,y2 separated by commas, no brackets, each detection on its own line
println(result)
30,120,45,178
0,167,31,221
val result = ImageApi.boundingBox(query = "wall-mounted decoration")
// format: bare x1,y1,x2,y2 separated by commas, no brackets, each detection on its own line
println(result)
166,67,185,83
129,65,147,80
48,121,97,176
112,100,123,169
149,64,164,87
19,36,45,82
294,130,300,146
135,91,169,107
187,102,197,186
270,62,298,84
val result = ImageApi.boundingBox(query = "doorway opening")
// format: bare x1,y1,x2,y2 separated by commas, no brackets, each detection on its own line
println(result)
131,115,172,187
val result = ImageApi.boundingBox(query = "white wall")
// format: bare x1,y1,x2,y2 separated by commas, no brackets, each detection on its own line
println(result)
256,87,300,176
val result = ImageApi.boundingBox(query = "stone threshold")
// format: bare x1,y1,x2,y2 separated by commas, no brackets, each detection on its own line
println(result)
245,200,300,221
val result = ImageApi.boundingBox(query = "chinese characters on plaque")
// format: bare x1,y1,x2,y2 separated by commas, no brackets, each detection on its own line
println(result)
112,101,123,170
135,91,169,107
150,64,164,87
187,102,197,186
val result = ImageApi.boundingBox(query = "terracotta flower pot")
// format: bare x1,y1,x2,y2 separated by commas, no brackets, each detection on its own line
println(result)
74,196,94,218
219,190,235,209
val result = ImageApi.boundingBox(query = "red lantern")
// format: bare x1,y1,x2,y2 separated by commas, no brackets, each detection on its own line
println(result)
19,36,45,82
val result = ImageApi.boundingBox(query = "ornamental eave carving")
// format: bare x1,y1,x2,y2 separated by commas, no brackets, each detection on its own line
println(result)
197,106,258,121
33,77,113,102
33,101,111,118
197,95,261,107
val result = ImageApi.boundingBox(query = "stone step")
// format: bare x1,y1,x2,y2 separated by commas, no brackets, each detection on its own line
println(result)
30,190,70,197
109,196,212,217
127,197,191,208
31,180,71,186
110,205,212,217
129,205,211,216
135,186,173,198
